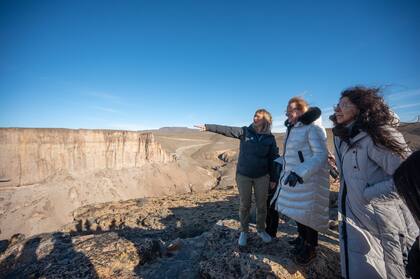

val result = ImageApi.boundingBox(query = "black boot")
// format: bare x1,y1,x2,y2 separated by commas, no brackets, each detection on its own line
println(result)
290,237,304,255
294,243,316,265
288,236,302,245
266,229,277,238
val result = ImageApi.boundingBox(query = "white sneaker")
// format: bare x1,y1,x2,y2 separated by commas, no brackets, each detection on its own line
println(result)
238,232,247,246
257,231,272,243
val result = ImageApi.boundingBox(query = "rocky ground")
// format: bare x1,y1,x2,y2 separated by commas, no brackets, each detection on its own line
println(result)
0,186,340,279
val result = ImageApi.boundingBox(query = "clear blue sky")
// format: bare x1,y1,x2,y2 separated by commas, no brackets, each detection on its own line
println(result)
1,0,419,132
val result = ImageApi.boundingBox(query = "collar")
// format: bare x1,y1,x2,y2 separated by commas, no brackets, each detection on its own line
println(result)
284,107,321,128
249,124,272,135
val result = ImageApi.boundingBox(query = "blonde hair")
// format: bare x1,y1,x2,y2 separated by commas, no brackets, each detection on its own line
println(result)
255,108,273,125
288,97,309,112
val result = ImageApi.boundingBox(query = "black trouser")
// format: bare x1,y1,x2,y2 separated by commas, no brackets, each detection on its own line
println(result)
266,185,279,237
297,222,318,247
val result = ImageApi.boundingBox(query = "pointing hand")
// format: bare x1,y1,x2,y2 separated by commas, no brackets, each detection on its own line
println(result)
194,125,207,132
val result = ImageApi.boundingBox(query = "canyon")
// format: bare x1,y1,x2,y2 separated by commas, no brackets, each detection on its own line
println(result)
0,128,234,239
0,122,419,278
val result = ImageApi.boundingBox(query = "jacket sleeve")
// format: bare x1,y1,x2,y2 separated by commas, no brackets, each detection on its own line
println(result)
204,124,244,139
268,139,280,183
363,129,410,202
293,125,328,182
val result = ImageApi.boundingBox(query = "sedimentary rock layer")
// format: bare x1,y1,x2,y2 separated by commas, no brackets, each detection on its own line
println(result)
0,128,174,187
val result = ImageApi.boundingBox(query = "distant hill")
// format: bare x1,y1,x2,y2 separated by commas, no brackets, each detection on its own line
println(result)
157,127,197,133
399,122,420,151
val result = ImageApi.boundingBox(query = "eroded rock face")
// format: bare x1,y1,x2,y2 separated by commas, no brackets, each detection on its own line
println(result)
0,189,340,279
0,128,174,187
0,128,229,239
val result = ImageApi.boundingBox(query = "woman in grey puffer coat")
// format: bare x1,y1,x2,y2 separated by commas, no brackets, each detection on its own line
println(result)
331,86,419,278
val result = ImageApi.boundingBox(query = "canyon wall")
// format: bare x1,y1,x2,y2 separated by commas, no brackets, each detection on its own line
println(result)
0,128,174,187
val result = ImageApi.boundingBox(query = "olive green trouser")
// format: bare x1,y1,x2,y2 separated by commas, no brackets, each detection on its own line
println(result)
236,173,270,232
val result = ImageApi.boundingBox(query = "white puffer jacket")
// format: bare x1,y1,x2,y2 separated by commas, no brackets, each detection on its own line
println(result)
272,109,330,232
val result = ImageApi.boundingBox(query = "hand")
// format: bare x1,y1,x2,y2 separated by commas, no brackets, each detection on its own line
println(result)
284,172,303,187
194,125,207,132
269,181,277,189
328,151,337,167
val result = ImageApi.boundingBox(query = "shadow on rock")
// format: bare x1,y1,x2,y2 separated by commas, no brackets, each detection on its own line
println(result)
0,232,98,279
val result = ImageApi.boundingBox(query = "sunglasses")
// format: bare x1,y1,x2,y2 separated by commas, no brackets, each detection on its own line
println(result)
333,103,355,111
285,108,301,117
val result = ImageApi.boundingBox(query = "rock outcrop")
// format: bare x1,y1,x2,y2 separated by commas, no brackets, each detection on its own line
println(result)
0,128,174,187
0,189,340,278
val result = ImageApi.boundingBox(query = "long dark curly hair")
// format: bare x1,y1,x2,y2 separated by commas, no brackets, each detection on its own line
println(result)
330,86,408,157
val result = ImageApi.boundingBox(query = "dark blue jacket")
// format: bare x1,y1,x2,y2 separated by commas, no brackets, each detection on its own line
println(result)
205,124,279,182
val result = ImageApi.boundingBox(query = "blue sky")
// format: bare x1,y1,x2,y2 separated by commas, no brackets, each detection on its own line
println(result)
0,0,419,132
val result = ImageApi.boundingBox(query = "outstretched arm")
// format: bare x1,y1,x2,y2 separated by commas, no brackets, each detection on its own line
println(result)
194,124,244,139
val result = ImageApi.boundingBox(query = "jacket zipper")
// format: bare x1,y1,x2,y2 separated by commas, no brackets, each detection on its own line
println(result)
334,139,350,279
334,136,366,279
354,149,360,170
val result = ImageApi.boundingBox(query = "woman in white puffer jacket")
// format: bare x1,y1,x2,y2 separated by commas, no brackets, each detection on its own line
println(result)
272,97,330,265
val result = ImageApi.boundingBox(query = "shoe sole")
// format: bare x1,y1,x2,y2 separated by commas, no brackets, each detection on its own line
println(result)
257,234,272,243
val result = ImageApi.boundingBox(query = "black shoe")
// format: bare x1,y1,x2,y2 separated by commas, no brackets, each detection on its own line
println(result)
294,243,316,266
290,238,304,255
288,236,302,245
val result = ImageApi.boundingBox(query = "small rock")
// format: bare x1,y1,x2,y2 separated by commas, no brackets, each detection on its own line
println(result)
9,233,25,245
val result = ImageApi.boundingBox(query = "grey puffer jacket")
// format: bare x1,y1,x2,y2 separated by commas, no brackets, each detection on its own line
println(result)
334,129,419,278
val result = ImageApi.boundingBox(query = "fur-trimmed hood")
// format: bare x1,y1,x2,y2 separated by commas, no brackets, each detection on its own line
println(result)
285,107,322,127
